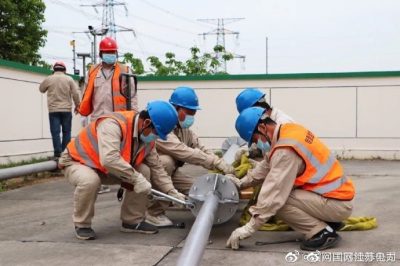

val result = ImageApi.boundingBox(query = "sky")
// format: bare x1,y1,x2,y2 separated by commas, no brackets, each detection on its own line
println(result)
40,0,400,75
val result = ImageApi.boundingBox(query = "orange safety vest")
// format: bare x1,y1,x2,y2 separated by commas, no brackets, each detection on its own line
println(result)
67,111,155,173
269,123,355,200
79,63,129,116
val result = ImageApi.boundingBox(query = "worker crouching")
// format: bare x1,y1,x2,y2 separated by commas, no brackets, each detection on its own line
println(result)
226,107,355,251
58,100,178,240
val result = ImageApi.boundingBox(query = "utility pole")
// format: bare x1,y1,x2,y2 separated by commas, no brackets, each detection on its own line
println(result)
88,26,109,64
81,0,135,40
77,53,91,81
198,18,245,72
70,40,79,75
266,37,268,74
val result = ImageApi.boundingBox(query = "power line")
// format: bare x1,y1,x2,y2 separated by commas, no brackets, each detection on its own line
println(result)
81,0,134,40
137,0,214,30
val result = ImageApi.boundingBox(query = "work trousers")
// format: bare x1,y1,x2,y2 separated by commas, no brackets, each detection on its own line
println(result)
49,112,72,157
64,162,151,228
275,189,353,239
148,154,195,216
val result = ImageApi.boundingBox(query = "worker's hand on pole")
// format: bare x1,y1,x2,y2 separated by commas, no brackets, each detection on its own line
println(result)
226,218,260,250
167,189,186,206
225,174,242,188
133,173,152,194
214,158,235,175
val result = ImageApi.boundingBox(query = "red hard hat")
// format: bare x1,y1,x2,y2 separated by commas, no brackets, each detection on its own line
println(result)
99,37,118,52
53,61,66,71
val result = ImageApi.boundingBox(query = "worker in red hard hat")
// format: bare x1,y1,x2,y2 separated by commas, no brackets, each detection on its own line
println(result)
79,36,138,194
79,37,138,120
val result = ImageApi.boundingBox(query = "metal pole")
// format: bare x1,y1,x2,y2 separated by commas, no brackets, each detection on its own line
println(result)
177,192,219,266
93,35,97,64
266,36,268,74
0,161,57,181
72,40,76,73
82,56,86,80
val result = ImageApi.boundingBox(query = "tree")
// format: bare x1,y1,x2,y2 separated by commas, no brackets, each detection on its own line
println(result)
0,0,47,65
122,52,144,75
122,45,234,76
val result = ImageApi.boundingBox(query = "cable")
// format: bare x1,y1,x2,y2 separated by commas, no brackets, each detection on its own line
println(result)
137,0,214,29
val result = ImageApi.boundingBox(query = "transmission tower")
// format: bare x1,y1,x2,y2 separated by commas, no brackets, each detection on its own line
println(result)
198,18,245,72
81,0,135,40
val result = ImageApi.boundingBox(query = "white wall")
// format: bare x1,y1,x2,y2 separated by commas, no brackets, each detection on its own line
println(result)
0,66,82,163
1,64,400,163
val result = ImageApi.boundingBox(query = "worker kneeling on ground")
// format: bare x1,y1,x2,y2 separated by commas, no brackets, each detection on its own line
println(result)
226,107,355,251
58,100,179,240
146,86,235,227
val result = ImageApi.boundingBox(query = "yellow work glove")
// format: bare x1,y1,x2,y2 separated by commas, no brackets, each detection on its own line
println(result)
234,154,254,178
226,218,259,250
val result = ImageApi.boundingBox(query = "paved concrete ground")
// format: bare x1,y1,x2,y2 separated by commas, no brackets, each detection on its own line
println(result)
0,160,399,266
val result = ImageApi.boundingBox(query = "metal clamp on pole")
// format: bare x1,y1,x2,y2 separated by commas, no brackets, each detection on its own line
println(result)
149,189,195,209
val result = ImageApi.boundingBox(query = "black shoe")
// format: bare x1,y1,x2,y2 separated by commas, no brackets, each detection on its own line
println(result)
300,228,341,251
75,227,96,240
120,221,159,234
326,221,345,231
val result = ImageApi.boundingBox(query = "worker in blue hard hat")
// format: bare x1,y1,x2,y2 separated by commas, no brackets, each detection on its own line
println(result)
58,100,185,240
234,87,295,161
226,107,355,251
145,86,235,227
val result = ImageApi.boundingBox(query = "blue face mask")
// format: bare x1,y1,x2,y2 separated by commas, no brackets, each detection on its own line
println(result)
102,53,117,64
256,138,271,154
179,115,195,129
140,132,158,143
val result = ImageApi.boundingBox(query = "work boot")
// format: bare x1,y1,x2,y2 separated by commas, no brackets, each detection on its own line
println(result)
326,221,345,231
75,227,96,240
120,221,158,234
300,228,341,251
145,214,173,227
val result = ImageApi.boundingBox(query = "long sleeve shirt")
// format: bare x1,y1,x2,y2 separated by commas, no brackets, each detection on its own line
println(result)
39,72,80,113
83,63,138,121
244,124,306,223
155,127,218,170
60,117,174,193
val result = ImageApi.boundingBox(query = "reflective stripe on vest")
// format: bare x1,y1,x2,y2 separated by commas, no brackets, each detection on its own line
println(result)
313,176,348,195
133,142,155,167
270,123,355,200
79,63,129,116
67,111,135,173
276,139,336,184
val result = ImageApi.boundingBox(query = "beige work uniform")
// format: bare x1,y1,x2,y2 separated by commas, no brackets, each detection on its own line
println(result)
39,72,80,113
242,124,353,239
83,63,138,121
60,117,174,228
149,127,219,216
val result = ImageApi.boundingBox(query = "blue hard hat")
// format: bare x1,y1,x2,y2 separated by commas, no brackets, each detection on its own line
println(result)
169,86,201,110
236,88,265,113
147,100,178,140
235,107,265,145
